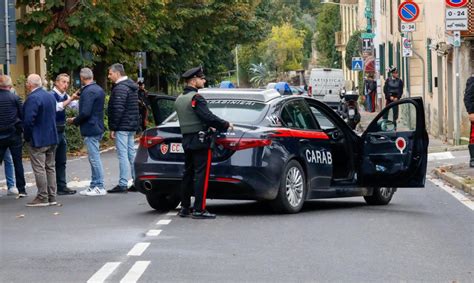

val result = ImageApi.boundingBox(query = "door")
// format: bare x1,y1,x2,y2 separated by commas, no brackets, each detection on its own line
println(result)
360,97,428,187
147,94,176,125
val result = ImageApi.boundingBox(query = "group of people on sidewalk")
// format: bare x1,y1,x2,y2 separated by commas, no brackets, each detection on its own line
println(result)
0,63,146,206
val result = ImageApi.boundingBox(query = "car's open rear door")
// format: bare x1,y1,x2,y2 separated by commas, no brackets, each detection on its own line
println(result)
147,94,176,125
359,97,428,187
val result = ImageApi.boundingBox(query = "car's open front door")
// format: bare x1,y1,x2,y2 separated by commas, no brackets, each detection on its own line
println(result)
147,94,176,125
359,97,428,187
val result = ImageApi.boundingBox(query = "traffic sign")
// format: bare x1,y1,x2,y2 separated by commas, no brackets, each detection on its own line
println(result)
398,1,420,23
453,31,461,47
402,38,412,57
446,19,468,30
351,57,363,71
445,0,468,8
401,23,416,32
446,8,468,19
361,33,375,39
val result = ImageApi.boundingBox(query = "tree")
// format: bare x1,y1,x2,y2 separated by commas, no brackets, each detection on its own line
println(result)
314,4,341,68
345,30,362,70
259,23,306,72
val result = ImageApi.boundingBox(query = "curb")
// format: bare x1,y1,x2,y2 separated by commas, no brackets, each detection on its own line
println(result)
432,167,474,196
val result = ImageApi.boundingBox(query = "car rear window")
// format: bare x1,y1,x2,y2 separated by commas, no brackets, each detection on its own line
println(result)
165,99,268,124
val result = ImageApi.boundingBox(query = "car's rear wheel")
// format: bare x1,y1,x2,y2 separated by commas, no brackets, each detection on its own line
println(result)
146,192,180,211
364,187,395,205
271,160,306,213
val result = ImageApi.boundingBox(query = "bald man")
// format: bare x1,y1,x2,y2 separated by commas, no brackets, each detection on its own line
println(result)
23,74,58,207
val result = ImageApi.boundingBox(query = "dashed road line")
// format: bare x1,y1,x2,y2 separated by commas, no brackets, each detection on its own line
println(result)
120,261,150,283
166,211,177,216
127,242,150,257
145,229,162,237
157,219,172,225
428,151,455,161
87,262,121,283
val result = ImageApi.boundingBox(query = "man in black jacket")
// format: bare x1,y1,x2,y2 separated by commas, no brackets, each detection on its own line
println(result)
464,74,474,167
174,66,233,219
383,66,404,122
0,75,26,197
107,63,139,193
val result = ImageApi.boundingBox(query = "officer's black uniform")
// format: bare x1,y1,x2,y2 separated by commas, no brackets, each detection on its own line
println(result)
175,67,230,219
383,67,404,121
464,75,474,167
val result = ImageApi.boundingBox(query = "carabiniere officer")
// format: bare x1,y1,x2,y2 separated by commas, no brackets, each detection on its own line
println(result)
174,66,233,219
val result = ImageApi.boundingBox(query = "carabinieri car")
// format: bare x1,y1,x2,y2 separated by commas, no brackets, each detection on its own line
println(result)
134,88,428,214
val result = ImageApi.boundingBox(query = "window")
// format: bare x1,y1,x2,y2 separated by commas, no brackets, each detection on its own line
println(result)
309,106,336,130
280,100,318,130
378,102,417,132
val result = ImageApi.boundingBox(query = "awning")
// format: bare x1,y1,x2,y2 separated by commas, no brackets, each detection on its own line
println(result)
364,57,375,73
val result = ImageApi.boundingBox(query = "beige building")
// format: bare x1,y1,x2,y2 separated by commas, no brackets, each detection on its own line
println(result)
340,0,474,144
1,6,47,96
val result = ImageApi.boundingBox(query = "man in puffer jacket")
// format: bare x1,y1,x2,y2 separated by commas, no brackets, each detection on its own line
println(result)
464,74,474,168
107,63,140,193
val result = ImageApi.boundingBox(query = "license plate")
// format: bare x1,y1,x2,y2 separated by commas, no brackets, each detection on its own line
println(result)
170,143,184,153
348,109,355,116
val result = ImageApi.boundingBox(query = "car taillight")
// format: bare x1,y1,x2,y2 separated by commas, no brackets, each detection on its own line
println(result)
139,135,164,148
216,138,272,151
308,86,312,97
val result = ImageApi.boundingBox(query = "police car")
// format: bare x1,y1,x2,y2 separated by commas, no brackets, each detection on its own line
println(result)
134,88,428,213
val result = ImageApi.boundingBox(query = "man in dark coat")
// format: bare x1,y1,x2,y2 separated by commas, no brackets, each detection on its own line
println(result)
383,66,404,122
107,63,140,193
464,74,474,167
0,75,27,197
174,66,233,219
23,74,58,207
51,73,78,195
67,68,107,196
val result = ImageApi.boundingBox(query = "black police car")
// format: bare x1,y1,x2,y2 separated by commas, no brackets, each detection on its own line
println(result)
134,88,428,213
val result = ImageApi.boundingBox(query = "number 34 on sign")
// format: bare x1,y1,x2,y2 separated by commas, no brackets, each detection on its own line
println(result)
401,23,416,32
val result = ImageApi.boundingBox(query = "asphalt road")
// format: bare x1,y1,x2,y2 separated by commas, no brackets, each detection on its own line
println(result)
1,149,473,282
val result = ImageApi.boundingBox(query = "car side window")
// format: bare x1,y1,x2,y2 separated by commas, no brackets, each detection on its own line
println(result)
309,106,336,130
371,102,417,132
280,100,319,130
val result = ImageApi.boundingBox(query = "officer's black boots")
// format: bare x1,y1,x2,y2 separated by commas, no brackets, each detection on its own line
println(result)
178,207,192,217
469,145,474,168
192,210,216,219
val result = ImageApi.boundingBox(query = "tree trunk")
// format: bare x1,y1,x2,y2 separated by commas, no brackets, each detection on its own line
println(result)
94,61,108,91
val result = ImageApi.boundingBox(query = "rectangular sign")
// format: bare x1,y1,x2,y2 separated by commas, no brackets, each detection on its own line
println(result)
401,23,416,32
361,33,375,39
446,8,468,20
351,57,363,71
446,19,469,31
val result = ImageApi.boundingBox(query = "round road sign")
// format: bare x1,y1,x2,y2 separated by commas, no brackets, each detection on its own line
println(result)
445,0,469,8
395,137,407,154
403,38,412,49
398,1,420,22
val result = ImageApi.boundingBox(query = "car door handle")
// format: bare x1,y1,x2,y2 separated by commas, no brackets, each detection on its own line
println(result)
369,134,391,144
299,139,310,144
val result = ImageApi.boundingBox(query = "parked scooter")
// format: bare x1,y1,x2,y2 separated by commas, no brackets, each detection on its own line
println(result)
337,88,361,130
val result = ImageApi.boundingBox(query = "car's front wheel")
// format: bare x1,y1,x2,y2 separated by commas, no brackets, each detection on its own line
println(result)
146,192,180,211
271,160,307,213
364,187,396,205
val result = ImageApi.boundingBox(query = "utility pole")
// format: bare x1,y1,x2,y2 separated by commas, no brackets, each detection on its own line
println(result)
454,45,461,145
235,45,240,87
3,0,10,75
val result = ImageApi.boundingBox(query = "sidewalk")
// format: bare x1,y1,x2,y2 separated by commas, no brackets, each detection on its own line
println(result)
358,107,473,196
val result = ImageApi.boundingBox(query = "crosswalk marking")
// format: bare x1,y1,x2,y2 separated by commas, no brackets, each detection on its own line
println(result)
145,229,162,237
87,262,121,283
428,151,455,161
157,219,171,225
127,242,150,256
120,261,150,283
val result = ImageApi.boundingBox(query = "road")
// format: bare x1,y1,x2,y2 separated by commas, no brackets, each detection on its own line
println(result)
0,148,473,282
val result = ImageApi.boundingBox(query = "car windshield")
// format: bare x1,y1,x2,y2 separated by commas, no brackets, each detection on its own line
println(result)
165,99,268,124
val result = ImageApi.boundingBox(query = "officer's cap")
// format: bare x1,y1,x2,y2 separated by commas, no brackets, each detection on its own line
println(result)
182,66,205,80
389,66,398,73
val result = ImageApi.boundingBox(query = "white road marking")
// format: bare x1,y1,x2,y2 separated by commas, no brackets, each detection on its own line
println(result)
427,177,474,211
428,151,455,161
120,261,150,283
166,212,177,216
67,180,91,188
127,242,150,256
157,219,171,225
87,262,121,283
146,229,162,237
